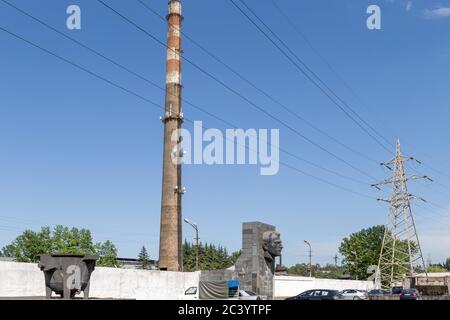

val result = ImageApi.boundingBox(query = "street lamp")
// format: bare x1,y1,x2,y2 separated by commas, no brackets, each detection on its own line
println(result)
304,240,312,277
184,218,199,271
352,251,358,280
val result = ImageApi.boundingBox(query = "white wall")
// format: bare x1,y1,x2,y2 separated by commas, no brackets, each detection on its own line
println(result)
0,262,376,299
0,261,199,300
89,267,200,299
274,275,375,298
0,261,45,297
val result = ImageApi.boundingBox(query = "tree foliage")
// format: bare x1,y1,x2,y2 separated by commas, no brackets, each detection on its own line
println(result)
96,240,121,268
1,226,120,267
138,246,151,270
183,240,240,271
338,225,415,281
288,263,345,279
338,225,385,280
427,265,448,273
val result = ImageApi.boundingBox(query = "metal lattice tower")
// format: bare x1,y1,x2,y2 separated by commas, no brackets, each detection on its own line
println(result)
373,140,429,288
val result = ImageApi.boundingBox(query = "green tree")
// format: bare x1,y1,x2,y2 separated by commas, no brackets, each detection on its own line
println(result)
445,258,450,271
182,240,240,271
1,225,120,267
229,250,241,266
138,246,151,270
288,263,310,276
1,227,52,262
427,265,447,273
339,225,415,282
96,240,121,268
339,225,385,280
51,226,97,255
287,263,345,278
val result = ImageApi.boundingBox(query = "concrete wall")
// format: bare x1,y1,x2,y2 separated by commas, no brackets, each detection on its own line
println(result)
0,262,376,299
0,261,45,297
274,275,375,298
0,261,199,300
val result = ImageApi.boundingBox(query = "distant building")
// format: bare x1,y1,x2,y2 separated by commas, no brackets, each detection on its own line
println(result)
117,257,158,270
404,272,450,296
0,257,14,262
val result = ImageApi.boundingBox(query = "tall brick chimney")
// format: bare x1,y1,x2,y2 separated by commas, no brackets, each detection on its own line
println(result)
159,0,183,271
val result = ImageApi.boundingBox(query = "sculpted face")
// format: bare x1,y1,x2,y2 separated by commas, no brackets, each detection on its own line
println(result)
262,231,283,260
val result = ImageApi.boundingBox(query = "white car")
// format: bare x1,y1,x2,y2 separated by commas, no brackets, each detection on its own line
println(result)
238,290,267,300
338,289,368,300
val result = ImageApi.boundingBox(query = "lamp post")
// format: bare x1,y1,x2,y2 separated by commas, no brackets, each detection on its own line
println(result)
304,240,312,277
184,218,199,271
352,251,359,280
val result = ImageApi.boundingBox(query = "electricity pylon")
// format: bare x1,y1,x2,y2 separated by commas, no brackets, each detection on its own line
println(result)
372,139,429,288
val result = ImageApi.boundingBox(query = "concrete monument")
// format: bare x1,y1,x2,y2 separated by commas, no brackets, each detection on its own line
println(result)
234,222,283,299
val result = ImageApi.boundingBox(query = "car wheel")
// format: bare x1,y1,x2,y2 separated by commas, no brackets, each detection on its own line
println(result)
353,296,360,300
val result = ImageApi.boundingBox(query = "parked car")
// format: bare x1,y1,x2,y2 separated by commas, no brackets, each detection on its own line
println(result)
337,289,369,300
238,290,267,300
399,289,420,300
391,286,403,295
368,289,390,299
285,289,340,300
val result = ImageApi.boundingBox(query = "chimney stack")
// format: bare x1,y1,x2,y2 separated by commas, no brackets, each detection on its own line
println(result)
159,0,183,271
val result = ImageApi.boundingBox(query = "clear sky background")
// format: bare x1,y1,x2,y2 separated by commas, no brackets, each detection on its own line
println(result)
0,0,449,267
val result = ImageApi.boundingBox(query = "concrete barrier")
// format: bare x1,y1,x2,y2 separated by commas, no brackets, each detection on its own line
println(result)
1,261,378,299
0,261,199,300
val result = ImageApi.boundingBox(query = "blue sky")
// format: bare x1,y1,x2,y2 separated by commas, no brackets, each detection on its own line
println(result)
0,0,450,267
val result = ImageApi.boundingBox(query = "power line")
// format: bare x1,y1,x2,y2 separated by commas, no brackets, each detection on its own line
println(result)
268,0,450,190
95,0,379,182
0,25,375,200
231,0,450,215
0,0,371,186
407,164,450,201
136,0,379,165
268,0,395,149
269,0,450,198
5,1,449,215
230,0,393,154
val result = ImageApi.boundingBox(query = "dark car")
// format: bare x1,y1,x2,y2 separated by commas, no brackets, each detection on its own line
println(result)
369,289,391,296
285,289,340,301
368,289,390,296
391,286,403,295
399,289,420,300
367,289,390,300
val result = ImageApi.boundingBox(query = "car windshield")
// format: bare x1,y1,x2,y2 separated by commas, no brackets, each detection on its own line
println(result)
185,287,197,295
403,289,416,293
245,291,256,296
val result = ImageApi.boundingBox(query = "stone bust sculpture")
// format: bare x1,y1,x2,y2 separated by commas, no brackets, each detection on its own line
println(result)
262,231,283,262
233,222,283,299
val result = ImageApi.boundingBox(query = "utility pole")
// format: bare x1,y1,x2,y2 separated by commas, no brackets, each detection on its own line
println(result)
373,139,429,288
159,0,184,271
184,218,199,271
352,251,359,280
304,240,312,277
333,254,339,268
